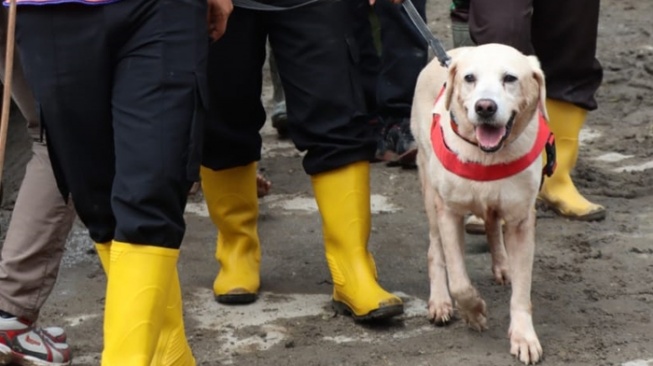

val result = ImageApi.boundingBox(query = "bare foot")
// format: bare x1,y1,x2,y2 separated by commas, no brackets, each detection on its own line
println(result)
257,174,271,198
188,182,201,195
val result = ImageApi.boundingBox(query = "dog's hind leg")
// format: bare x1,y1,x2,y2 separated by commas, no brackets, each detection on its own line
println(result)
504,211,542,364
418,161,454,325
485,212,510,285
436,197,487,332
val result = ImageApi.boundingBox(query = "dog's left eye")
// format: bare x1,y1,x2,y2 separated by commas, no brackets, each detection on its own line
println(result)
503,74,518,83
464,74,476,83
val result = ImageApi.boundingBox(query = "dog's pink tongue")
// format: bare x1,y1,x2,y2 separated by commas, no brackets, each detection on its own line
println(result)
475,125,506,149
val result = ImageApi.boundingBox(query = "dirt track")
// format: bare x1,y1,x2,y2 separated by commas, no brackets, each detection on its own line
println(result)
1,0,652,365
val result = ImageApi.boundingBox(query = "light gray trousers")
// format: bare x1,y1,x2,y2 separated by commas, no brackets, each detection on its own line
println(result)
0,8,76,322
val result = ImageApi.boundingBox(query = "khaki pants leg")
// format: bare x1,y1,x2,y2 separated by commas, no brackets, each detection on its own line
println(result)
0,143,76,322
0,8,39,130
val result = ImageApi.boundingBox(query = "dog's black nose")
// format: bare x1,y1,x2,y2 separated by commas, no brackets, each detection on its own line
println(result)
475,99,497,118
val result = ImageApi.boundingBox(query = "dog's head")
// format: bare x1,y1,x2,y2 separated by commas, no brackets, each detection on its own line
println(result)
444,43,547,153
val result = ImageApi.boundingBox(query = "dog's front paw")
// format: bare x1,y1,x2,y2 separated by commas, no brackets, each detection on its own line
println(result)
457,298,487,331
509,322,542,364
427,299,454,325
452,287,488,331
492,264,511,285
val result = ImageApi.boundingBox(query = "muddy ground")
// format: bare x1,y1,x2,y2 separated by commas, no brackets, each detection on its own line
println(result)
0,0,652,365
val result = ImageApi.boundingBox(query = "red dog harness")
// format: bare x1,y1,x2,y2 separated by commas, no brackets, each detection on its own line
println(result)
430,86,556,182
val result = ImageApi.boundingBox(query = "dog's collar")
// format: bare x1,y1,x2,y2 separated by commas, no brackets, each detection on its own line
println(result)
431,85,556,182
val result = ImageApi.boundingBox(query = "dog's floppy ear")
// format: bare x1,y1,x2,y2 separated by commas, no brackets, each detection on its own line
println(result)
527,55,548,121
444,61,458,111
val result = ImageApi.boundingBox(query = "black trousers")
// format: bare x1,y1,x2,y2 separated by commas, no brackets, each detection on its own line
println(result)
16,0,208,248
349,0,428,120
202,0,374,175
468,0,603,110
348,0,380,116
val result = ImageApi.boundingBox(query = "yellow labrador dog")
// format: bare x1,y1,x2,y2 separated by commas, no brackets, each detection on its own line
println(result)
411,44,554,365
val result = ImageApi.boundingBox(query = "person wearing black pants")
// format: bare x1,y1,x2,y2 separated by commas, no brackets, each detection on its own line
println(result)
348,0,381,118
350,0,428,167
467,0,605,221
15,0,218,363
200,0,404,322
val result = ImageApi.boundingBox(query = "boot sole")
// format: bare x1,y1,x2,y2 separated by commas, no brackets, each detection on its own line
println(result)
332,300,404,322
0,344,71,366
215,293,258,305
464,221,486,235
536,198,607,222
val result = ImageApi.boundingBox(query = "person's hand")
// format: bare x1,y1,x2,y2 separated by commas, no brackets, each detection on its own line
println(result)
207,0,233,41
369,0,403,5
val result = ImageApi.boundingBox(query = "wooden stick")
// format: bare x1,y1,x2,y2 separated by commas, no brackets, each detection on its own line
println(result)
0,0,18,186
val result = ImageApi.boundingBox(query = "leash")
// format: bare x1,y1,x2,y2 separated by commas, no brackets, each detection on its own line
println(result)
401,0,451,68
0,0,17,187
232,0,322,11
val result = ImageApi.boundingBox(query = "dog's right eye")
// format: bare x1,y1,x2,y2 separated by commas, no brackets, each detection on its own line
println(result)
503,74,518,83
464,74,476,83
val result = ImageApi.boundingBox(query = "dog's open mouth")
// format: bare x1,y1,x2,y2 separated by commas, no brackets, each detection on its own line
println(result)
474,113,515,152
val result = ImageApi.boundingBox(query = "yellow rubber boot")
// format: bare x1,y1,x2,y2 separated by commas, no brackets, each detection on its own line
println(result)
311,161,403,321
101,241,178,366
201,163,260,304
539,99,606,221
95,242,111,273
96,242,195,366
149,271,196,366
